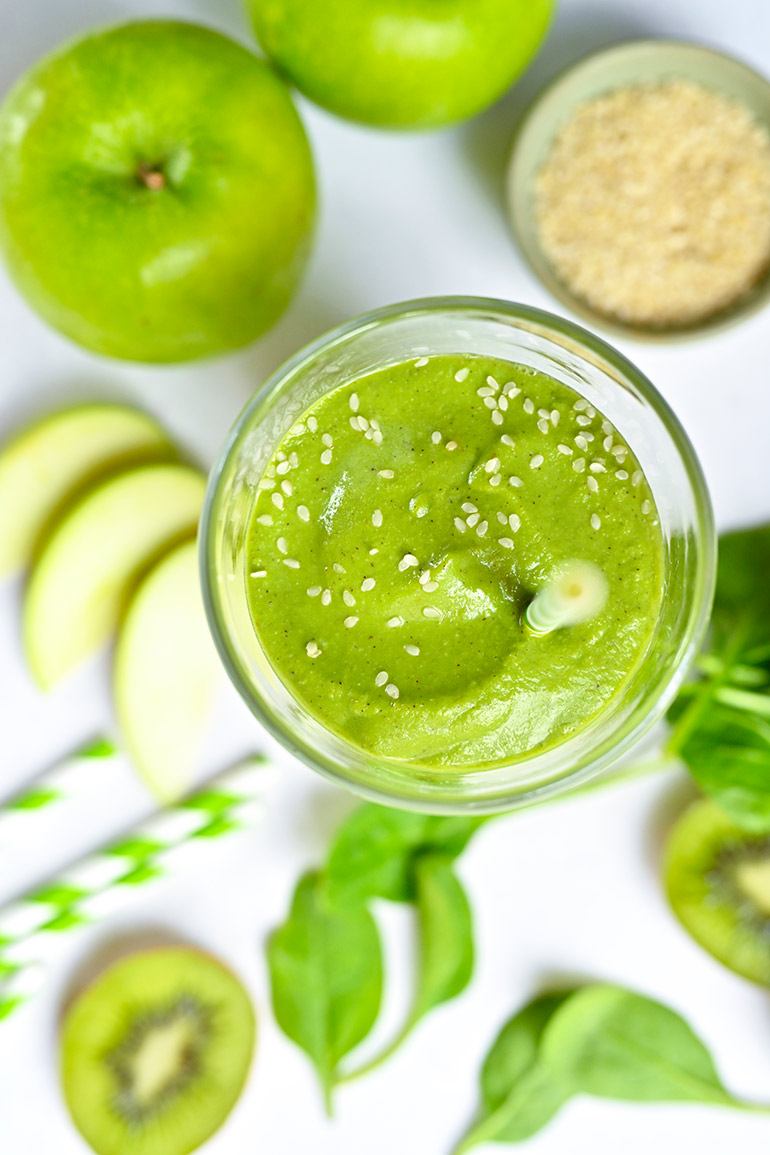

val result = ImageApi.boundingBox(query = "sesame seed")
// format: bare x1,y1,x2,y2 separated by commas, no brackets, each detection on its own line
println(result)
586,406,596,418
375,670,388,686
404,644,420,656
424,581,439,592
277,451,287,462
281,480,293,496
385,683,400,699
419,570,431,586
283,558,301,568
349,417,361,432
379,469,395,479
293,423,306,436
307,586,322,597
642,500,652,515
616,470,629,480
415,357,429,368
612,445,627,458
589,462,606,473
290,453,299,467
530,455,544,469
490,474,502,487
523,399,535,414
307,416,318,433
632,470,643,487
423,606,442,619
499,537,514,549
361,578,375,592
454,368,470,382
349,393,359,412
370,548,379,555
587,476,599,493
486,376,500,390
509,475,523,487
333,563,346,574
257,514,273,526
343,590,356,606
322,433,333,447
477,387,494,399
504,383,521,397
537,419,550,434
577,415,592,426
250,570,267,578
572,458,586,472
454,517,467,533
509,514,521,533
551,410,560,426
276,461,290,475
485,458,501,474
491,411,503,425
501,434,515,448
498,395,509,412
321,589,332,605
446,441,459,451
538,408,550,419
574,399,589,411
431,431,442,444
306,640,321,658
603,436,614,452
320,449,333,465
298,505,310,521
272,492,284,509
476,521,488,537
399,553,419,571
372,431,384,445
343,616,359,628
575,435,589,451
277,537,288,554
602,419,613,434
462,502,477,513
483,396,497,410
591,514,601,530
557,444,573,455
466,512,479,527
357,416,370,432
372,509,383,527
388,616,404,628
496,511,508,525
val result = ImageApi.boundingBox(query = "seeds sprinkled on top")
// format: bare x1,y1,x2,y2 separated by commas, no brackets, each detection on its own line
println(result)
306,640,321,658
499,537,514,549
257,514,273,526
454,368,470,382
277,537,288,555
333,563,346,574
361,578,376,592
398,553,419,571
349,393,359,412
501,434,515,448
344,616,359,628
272,492,284,509
404,644,420,656
587,476,599,493
530,455,544,469
446,440,459,451
523,399,535,414
509,475,523,487
298,505,310,521
320,449,332,465
431,431,442,444
375,670,388,687
307,586,322,597
385,683,400,699
343,590,356,606
283,558,301,568
321,589,332,605
591,514,602,530
491,411,503,425
454,517,467,533
372,509,383,527
388,616,404,628
322,433,333,447
415,357,429,368
379,469,395,479
423,606,441,619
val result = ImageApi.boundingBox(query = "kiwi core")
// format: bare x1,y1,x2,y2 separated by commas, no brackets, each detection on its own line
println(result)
732,856,770,919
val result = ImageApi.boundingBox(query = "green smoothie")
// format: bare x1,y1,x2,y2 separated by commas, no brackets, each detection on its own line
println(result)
245,355,664,767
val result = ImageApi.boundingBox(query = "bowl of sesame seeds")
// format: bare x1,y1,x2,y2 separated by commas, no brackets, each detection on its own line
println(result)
507,40,770,339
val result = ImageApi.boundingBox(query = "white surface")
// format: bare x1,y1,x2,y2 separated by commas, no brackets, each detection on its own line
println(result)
2,0,770,1152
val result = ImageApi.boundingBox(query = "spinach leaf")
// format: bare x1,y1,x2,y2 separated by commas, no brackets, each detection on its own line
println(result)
455,992,574,1152
325,803,486,906
540,984,736,1106
267,871,383,1111
412,854,474,1022
677,703,770,831
711,525,770,663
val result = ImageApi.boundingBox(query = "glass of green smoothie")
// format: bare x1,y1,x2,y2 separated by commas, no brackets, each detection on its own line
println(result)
201,299,715,813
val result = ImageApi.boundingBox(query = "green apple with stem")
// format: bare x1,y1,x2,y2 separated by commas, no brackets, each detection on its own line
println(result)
0,21,316,362
247,0,556,128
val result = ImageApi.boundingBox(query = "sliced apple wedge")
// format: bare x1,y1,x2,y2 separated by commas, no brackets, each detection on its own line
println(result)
115,539,222,801
24,463,206,688
0,404,173,578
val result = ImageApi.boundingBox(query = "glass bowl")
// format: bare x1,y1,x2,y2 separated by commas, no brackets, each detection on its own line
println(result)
200,298,715,813
507,40,770,341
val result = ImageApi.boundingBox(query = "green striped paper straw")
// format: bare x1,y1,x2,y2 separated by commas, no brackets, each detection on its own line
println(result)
0,755,271,1019
0,738,118,846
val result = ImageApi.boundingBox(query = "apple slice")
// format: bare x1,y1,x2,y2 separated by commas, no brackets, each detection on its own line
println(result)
0,404,173,578
115,539,222,801
24,463,206,688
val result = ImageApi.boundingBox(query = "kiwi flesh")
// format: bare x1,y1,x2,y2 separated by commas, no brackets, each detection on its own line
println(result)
665,798,770,986
61,947,255,1155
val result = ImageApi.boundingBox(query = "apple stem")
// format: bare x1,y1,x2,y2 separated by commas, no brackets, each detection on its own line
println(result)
137,163,165,191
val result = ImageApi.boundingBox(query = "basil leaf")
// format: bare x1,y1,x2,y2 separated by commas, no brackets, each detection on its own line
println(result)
712,526,770,662
678,702,770,831
540,984,735,1106
325,803,486,906
412,855,473,1022
454,993,574,1153
267,871,383,1110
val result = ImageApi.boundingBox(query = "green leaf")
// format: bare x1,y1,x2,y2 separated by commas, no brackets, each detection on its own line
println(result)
540,985,736,1106
267,871,383,1110
412,855,474,1022
711,526,770,662
325,803,486,906
79,737,117,758
677,703,770,831
455,992,573,1152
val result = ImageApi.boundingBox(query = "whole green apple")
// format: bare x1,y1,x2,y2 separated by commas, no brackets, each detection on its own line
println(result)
247,0,556,128
0,22,316,362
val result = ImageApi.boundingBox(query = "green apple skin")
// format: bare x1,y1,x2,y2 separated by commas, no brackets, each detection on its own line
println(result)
0,22,316,362
248,0,556,128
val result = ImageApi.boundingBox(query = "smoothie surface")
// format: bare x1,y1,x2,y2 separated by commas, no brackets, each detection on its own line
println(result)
245,355,664,766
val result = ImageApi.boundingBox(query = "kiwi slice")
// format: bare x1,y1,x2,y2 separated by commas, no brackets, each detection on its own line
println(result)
61,947,256,1155
665,798,770,986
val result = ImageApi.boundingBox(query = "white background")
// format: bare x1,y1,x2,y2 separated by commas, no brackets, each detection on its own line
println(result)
2,0,770,1152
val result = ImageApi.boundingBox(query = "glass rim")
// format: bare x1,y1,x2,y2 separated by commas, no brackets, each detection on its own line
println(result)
200,296,716,813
